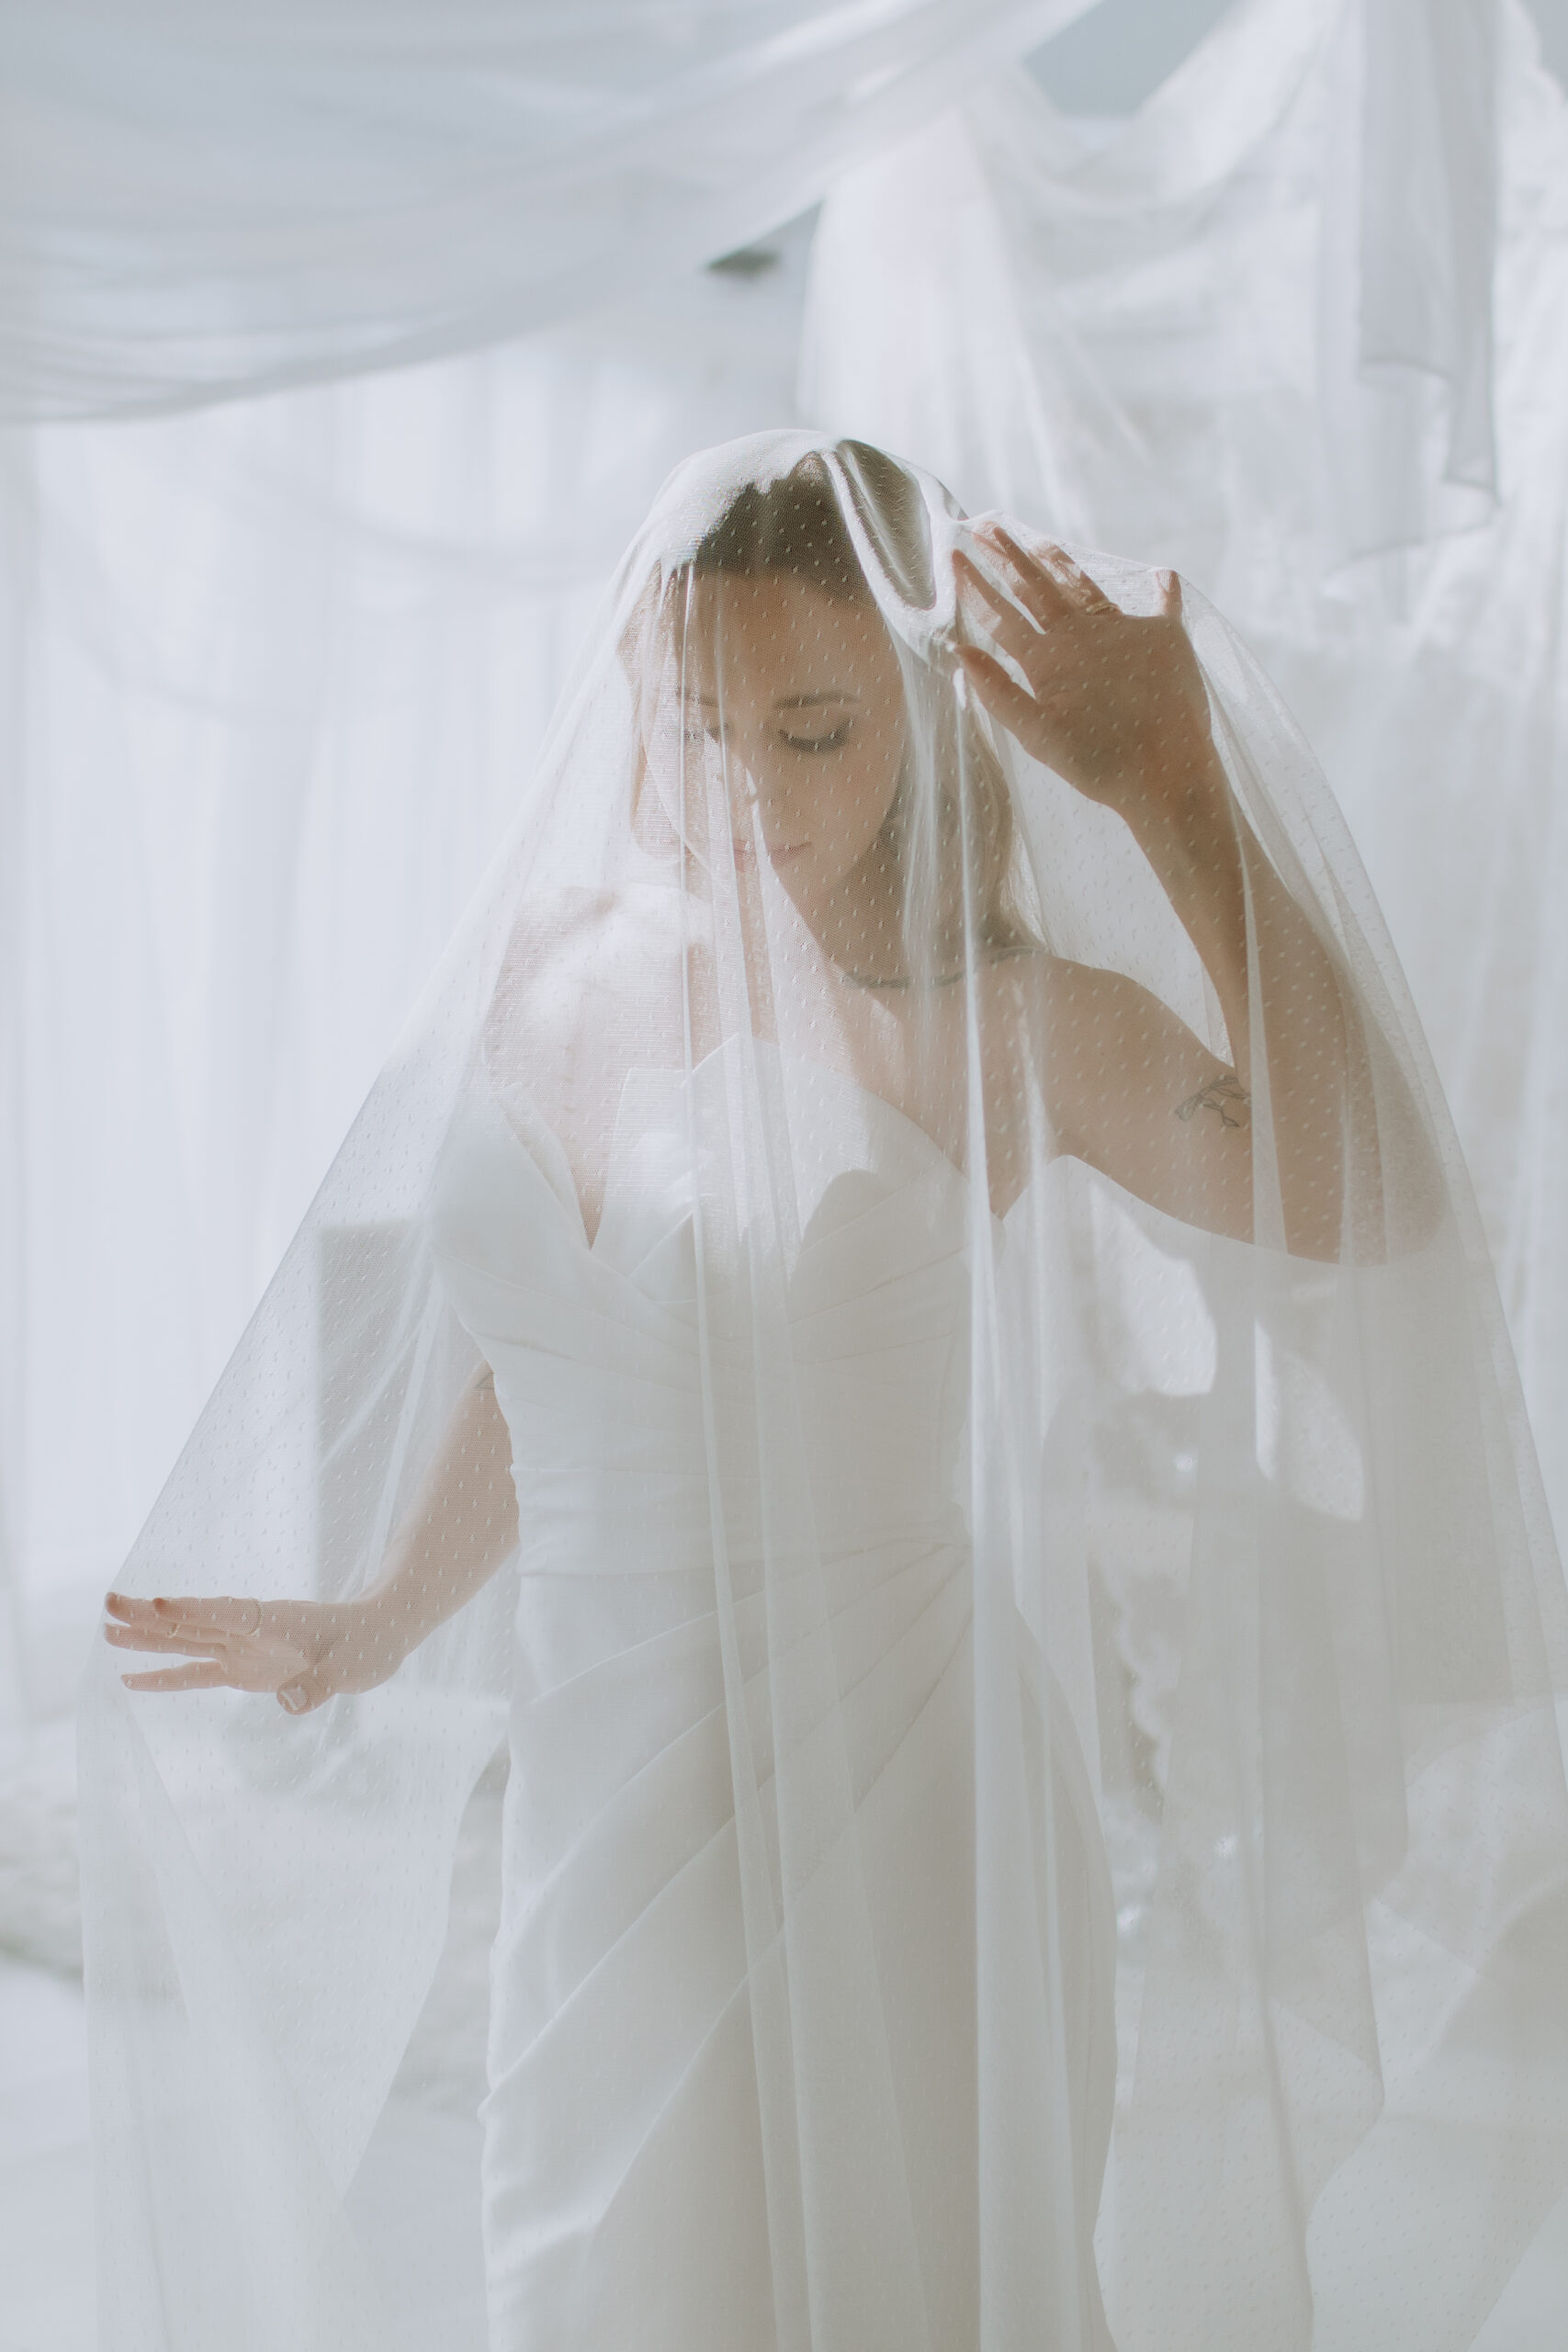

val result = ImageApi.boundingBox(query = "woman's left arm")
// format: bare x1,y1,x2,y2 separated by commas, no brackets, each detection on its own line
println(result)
956,526,1367,1260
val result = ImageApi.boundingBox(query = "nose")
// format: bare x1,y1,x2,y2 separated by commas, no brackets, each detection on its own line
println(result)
739,777,809,849
721,739,790,820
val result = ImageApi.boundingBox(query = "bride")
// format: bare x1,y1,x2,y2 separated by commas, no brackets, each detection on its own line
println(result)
90,435,1568,2352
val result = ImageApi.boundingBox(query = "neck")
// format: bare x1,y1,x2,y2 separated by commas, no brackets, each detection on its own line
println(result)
795,837,910,983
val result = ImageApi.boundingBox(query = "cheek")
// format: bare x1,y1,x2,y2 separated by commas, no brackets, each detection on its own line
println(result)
784,752,896,867
750,743,894,833
840,718,906,841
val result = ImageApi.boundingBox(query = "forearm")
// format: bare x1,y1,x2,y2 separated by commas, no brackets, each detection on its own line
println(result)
1129,751,1359,1251
1128,756,1337,1071
360,1366,519,1663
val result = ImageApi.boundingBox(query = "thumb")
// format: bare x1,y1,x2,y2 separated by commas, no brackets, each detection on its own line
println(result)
1158,567,1184,619
277,1677,325,1715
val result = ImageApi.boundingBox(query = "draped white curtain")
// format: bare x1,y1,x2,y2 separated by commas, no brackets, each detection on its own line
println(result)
804,0,1568,1537
1,0,1111,1747
804,0,1506,567
0,0,1091,418
0,235,827,1735
3,0,1566,1757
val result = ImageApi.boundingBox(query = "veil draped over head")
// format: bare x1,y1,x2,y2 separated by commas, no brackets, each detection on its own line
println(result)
80,431,1568,2352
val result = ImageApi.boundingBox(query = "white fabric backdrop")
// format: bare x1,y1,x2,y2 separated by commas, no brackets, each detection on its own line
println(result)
0,230,825,1736
804,0,1568,1538
806,0,1504,567
0,0,1092,417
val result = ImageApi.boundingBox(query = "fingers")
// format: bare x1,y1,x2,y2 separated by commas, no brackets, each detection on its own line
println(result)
953,551,1051,673
105,1591,156,1623
973,524,1119,627
1159,566,1184,618
104,1622,230,1660
107,1593,262,1635
107,1589,336,1708
956,645,1044,740
120,1661,231,1695
158,1595,264,1634
1040,544,1120,616
970,524,1076,625
957,534,1125,684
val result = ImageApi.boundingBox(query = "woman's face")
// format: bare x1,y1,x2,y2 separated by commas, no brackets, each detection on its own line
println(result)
680,572,908,925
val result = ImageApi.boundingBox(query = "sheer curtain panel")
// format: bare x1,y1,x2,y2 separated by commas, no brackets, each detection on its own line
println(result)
801,0,1568,1542
0,0,1093,419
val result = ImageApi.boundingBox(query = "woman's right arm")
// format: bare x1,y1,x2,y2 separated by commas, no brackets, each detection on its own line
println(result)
105,1365,519,1713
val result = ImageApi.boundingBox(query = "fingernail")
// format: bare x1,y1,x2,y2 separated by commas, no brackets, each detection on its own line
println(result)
278,1685,309,1713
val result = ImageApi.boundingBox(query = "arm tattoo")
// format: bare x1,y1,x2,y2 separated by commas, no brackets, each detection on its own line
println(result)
1176,1070,1251,1130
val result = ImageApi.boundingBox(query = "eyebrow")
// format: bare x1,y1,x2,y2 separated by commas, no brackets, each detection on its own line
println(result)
694,690,862,709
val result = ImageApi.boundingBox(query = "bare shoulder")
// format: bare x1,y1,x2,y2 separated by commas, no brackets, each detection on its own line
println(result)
496,881,694,989
1001,947,1144,1024
489,882,700,1071
976,945,1235,1159
482,884,704,1216
969,943,1130,1069
997,943,1216,1044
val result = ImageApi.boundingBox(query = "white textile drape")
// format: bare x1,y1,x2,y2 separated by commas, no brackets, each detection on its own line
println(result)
802,0,1568,1538
0,232,821,1737
0,0,1092,418
804,0,1503,568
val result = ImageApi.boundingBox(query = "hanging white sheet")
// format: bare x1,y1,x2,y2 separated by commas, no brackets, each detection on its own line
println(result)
0,0,1093,418
0,235,830,1736
800,0,1568,1540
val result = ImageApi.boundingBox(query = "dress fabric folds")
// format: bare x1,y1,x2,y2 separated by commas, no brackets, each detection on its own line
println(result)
430,1048,1115,2347
79,430,1568,2352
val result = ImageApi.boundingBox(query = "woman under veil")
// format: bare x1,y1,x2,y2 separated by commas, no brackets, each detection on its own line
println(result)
88,433,1568,2352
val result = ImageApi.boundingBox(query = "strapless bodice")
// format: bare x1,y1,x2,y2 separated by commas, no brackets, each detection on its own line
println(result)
429,1040,976,1613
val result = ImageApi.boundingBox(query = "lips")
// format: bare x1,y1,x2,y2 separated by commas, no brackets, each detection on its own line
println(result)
732,838,810,865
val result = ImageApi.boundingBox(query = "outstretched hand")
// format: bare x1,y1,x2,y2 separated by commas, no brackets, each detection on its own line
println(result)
104,1589,399,1714
953,525,1218,829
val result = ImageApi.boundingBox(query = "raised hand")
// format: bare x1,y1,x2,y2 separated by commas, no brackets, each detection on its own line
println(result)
953,525,1217,826
104,1589,400,1714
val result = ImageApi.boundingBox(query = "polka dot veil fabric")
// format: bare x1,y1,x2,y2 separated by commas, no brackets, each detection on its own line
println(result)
81,432,1568,2352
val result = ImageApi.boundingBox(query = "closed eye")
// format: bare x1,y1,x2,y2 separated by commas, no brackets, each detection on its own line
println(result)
780,722,852,754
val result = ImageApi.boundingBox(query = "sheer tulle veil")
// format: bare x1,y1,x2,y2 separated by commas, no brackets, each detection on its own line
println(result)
80,429,1568,2352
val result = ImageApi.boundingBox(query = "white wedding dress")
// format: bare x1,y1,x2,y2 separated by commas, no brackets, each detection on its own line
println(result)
429,1035,1119,2350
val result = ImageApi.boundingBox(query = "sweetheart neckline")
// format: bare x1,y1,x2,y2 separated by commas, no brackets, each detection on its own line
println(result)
520,1035,1031,1261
